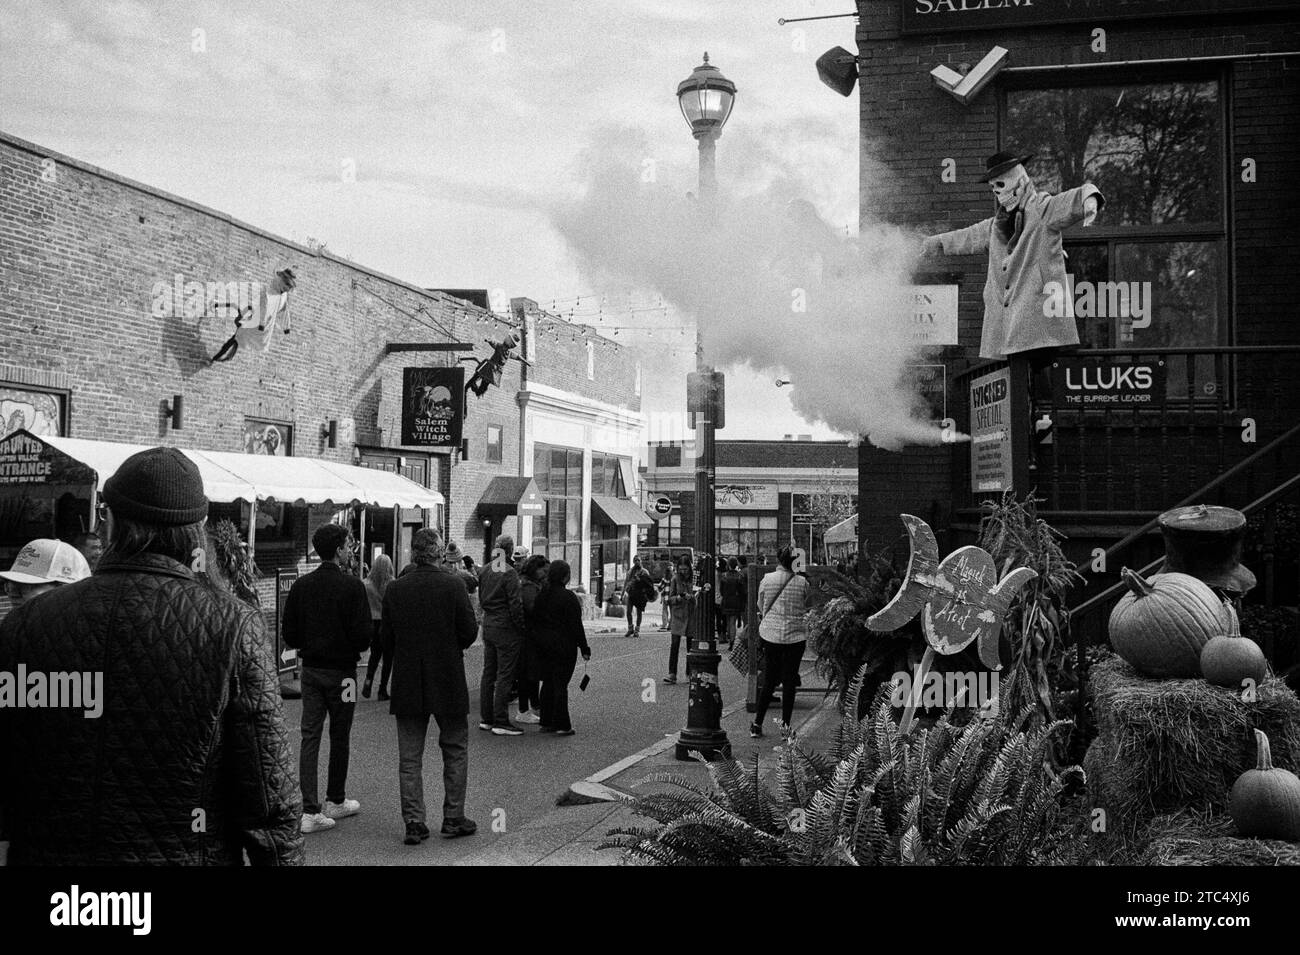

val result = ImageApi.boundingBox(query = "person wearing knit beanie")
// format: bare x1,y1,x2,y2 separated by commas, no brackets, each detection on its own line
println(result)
102,447,209,526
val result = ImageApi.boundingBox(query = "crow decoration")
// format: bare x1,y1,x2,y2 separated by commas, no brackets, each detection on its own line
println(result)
465,332,522,397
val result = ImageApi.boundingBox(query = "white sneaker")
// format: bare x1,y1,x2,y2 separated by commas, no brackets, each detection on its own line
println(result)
301,812,336,833
516,710,541,724
323,798,361,820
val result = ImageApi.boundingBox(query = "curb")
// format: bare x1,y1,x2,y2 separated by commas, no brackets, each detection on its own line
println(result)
562,686,839,805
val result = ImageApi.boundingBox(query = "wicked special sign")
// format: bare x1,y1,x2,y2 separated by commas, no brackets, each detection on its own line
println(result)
402,367,465,448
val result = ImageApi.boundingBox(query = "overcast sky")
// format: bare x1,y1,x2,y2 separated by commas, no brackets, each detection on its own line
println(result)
1,0,864,439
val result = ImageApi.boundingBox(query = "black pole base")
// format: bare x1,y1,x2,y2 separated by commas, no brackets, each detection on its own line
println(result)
675,731,732,762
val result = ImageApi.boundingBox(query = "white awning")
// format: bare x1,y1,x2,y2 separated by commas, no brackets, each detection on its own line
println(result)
42,436,444,509
824,514,857,545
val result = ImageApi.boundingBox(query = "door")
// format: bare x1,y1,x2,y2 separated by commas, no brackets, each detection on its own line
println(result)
589,542,604,602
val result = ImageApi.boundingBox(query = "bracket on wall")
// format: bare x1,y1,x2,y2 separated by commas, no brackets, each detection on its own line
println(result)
931,46,1010,106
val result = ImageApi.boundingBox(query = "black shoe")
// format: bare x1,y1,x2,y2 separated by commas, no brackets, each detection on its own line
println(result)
750,722,763,738
555,728,576,736
538,724,558,733
404,822,428,845
441,817,478,839
361,679,373,699
377,688,390,701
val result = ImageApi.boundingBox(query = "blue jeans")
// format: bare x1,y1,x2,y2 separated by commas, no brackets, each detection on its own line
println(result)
299,666,356,814
397,714,469,825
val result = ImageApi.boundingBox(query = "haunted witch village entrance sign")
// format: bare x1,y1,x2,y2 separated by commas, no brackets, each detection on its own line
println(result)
401,367,465,448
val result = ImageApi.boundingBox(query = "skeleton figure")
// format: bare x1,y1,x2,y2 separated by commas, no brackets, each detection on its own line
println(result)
211,268,297,363
921,151,1102,360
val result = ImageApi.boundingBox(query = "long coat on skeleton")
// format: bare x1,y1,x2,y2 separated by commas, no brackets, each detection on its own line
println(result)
925,152,1103,361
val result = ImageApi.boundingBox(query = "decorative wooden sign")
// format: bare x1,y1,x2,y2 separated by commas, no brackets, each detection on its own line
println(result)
868,514,1037,733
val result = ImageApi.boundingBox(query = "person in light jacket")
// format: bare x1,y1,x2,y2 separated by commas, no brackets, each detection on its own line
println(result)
921,150,1103,361
663,557,695,685
750,545,812,738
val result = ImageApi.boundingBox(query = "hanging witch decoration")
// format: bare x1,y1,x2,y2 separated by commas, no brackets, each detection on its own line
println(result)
211,268,297,363
920,151,1103,361
868,515,1037,734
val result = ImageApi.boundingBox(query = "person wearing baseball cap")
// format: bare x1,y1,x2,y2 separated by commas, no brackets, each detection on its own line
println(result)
1,538,91,606
0,446,303,865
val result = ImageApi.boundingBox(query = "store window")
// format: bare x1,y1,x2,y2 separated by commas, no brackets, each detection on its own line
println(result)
531,442,583,567
590,451,628,497
1,384,66,439
656,444,682,468
658,511,683,546
716,513,779,559
1003,75,1225,398
486,424,503,464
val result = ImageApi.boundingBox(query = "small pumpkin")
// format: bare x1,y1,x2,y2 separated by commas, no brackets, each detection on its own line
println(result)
1200,635,1268,689
1108,569,1237,678
1229,729,1300,841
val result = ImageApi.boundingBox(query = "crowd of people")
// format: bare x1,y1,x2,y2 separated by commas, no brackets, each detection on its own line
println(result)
0,444,821,864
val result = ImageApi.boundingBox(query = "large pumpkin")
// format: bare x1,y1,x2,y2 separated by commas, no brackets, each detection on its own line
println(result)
1230,729,1300,841
1200,635,1268,689
1108,568,1237,678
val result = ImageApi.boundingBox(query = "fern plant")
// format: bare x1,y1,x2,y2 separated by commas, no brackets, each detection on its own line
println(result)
601,666,1083,866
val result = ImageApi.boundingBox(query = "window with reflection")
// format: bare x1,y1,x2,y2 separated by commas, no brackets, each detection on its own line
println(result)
1004,76,1226,400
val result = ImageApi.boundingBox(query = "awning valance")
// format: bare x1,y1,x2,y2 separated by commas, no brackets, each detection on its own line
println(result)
591,495,653,526
824,514,857,545
477,476,545,517
27,432,444,508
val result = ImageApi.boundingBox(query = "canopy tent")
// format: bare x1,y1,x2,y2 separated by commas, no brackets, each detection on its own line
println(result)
590,495,653,526
823,514,857,545
40,434,444,508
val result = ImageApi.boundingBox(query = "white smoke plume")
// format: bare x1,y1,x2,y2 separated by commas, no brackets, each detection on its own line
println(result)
547,126,949,451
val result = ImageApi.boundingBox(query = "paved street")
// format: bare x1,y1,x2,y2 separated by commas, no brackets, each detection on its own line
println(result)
282,604,752,865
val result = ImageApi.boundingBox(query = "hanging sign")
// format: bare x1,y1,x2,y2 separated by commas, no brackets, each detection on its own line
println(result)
1050,358,1166,408
899,0,1295,35
969,367,1012,493
402,367,465,448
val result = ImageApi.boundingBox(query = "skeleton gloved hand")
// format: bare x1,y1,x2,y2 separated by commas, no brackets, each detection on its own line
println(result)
1082,194,1100,227
920,235,943,257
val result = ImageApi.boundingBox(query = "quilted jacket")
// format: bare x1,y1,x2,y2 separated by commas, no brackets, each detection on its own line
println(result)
0,552,304,865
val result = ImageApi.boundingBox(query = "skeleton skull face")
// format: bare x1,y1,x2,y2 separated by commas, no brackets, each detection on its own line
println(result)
990,164,1030,210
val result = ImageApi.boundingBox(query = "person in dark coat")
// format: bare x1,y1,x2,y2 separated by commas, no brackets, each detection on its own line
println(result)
381,528,478,845
515,553,549,725
529,560,591,735
719,556,747,646
477,534,527,735
623,555,652,638
0,447,303,865
282,522,372,833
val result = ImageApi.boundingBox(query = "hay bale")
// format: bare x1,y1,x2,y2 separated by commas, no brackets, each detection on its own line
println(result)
1085,655,1300,848
1134,811,1300,866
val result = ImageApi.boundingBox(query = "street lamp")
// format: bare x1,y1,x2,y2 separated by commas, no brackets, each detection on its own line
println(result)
675,53,735,762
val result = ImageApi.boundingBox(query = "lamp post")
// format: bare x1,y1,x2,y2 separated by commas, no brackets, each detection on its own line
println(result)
675,52,735,761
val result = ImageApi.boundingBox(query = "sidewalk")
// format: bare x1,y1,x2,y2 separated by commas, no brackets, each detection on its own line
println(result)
454,661,839,866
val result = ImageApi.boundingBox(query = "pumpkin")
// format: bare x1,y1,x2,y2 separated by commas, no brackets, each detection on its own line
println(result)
1229,729,1300,841
1200,635,1268,689
1108,569,1237,678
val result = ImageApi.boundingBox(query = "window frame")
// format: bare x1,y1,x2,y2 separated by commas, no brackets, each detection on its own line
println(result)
485,423,503,464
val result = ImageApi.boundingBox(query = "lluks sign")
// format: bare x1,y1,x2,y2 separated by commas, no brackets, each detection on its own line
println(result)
1050,358,1166,408
401,367,465,448
900,0,1296,34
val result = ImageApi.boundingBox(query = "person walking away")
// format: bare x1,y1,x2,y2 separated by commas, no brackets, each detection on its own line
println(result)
623,555,652,637
443,542,479,596
663,559,694,684
381,529,478,845
529,560,591,735
1,539,91,609
719,557,747,646
515,554,549,724
750,545,812,739
478,534,527,735
657,560,672,631
362,554,396,701
282,523,372,833
713,556,730,643
0,448,302,864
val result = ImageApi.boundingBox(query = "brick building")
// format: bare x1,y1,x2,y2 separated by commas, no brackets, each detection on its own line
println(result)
641,438,857,564
849,2,1300,620
0,131,643,614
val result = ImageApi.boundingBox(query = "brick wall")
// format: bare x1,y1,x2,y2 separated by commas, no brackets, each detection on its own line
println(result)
854,1,1300,530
